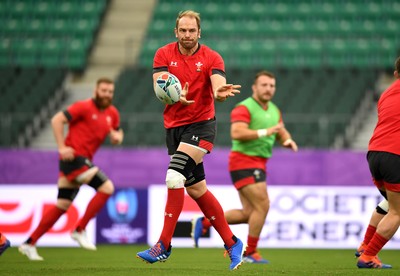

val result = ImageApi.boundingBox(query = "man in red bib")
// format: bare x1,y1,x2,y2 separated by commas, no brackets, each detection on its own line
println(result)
192,71,297,264
19,78,123,261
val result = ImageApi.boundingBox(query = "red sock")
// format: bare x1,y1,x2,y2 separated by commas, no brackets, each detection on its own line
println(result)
28,206,65,245
76,192,110,232
202,217,212,229
246,235,259,254
195,190,235,247
364,233,389,256
363,225,376,245
158,188,185,247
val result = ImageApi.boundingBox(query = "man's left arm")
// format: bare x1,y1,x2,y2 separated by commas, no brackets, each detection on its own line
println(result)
109,110,123,145
110,128,123,145
277,128,298,152
210,74,241,102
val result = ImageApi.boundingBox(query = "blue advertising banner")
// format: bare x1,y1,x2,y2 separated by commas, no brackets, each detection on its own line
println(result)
96,188,148,244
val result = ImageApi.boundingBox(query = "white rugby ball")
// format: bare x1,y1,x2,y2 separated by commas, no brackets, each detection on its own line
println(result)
154,72,182,105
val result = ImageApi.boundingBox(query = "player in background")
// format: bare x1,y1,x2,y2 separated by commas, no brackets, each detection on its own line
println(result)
19,78,123,261
192,70,298,264
136,10,244,270
356,56,400,269
0,232,11,256
355,199,388,258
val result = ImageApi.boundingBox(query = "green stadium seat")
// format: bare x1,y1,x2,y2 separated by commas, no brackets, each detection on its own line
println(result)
0,0,107,68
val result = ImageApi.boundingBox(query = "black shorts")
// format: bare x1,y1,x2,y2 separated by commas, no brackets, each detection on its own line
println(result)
59,156,94,181
367,151,400,192
166,119,216,155
230,168,266,190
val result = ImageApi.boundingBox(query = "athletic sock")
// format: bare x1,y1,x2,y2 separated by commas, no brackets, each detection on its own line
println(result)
75,191,110,232
195,190,235,247
363,233,389,257
27,205,65,245
246,235,259,255
202,217,212,230
158,188,185,247
363,224,376,245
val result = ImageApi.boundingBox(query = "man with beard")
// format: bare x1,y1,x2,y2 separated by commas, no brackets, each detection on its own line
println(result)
19,78,123,261
136,10,244,270
192,70,298,263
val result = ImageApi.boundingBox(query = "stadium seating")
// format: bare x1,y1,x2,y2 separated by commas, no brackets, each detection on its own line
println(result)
112,0,397,148
0,0,108,69
0,0,108,146
113,67,379,148
141,0,399,68
0,67,67,147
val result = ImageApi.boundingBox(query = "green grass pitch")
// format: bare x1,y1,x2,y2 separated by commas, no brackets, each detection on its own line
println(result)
1,245,398,275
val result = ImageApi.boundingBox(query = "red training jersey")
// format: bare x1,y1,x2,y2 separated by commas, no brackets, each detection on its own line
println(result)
153,42,225,128
369,79,400,155
64,99,120,160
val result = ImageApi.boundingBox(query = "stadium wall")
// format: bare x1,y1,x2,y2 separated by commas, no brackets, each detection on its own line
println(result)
2,148,395,249
0,148,373,186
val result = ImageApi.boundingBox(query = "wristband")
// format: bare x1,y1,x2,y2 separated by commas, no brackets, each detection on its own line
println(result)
257,129,268,138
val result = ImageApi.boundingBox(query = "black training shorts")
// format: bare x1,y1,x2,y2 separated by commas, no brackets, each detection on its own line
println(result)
166,118,216,155
367,151,400,192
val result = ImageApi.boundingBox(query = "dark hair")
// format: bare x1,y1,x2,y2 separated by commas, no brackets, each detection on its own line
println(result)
96,77,114,86
254,70,275,84
395,56,400,73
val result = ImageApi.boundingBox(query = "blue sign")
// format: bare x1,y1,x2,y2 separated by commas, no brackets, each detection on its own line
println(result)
96,188,148,244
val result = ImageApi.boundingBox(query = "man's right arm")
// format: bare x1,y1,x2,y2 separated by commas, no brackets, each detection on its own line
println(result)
51,111,74,160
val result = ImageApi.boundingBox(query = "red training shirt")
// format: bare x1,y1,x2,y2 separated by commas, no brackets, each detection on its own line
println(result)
64,99,120,160
153,42,225,128
369,79,400,155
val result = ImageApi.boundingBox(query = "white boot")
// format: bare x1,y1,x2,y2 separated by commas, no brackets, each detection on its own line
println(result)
71,230,97,250
18,243,44,261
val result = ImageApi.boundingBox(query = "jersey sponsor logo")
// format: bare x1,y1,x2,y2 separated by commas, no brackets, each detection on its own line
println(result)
170,61,178,67
195,62,203,72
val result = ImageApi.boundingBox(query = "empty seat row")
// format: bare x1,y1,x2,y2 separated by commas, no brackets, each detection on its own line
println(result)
0,18,99,36
153,1,400,18
0,1,106,18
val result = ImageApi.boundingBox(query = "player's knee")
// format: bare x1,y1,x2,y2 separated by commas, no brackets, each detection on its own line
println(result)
166,151,197,189
376,199,389,214
97,179,114,195
56,199,72,210
185,162,205,187
166,169,186,189
57,188,79,210
87,169,109,191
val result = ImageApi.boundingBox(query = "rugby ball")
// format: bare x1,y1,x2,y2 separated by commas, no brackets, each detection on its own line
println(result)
154,72,182,105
